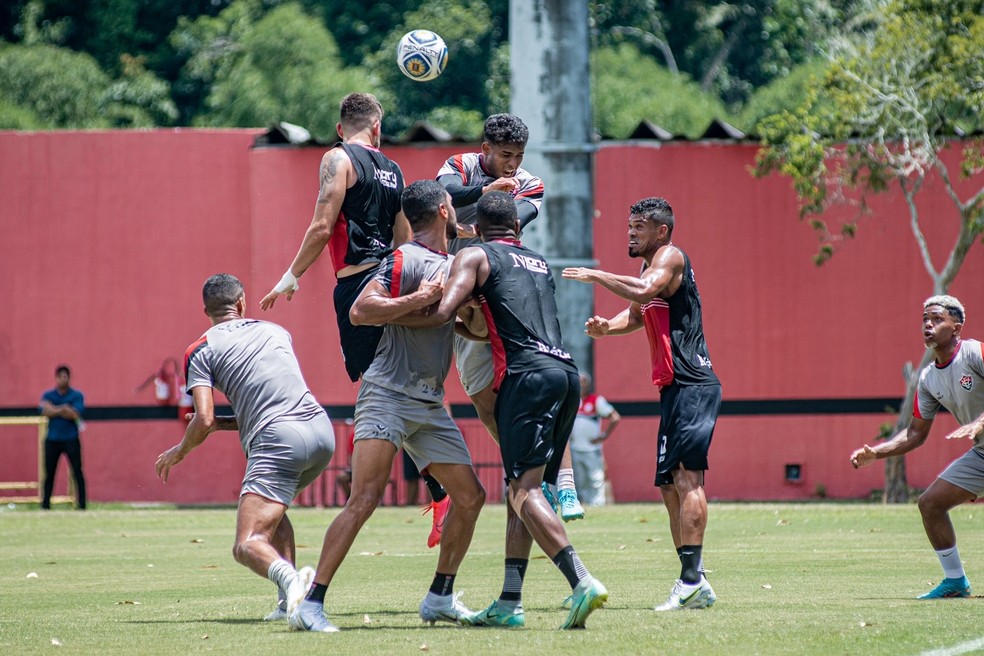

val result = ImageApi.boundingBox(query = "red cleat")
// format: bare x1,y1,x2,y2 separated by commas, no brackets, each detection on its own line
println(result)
422,496,451,548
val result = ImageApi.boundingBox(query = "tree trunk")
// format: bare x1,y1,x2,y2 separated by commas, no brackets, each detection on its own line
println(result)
883,455,908,503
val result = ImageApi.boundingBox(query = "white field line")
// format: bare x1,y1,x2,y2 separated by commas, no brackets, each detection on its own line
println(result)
920,636,984,656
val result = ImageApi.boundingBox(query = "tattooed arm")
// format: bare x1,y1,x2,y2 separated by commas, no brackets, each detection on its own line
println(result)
261,148,355,309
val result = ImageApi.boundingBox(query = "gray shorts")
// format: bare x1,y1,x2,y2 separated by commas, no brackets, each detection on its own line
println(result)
454,335,494,397
939,448,984,496
242,412,336,506
354,380,472,472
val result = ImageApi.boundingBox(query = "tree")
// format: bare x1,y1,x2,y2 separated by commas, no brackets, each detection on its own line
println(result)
591,43,731,138
755,0,984,502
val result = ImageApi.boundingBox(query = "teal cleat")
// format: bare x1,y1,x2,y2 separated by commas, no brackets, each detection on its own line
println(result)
918,576,972,599
460,600,526,628
541,482,559,513
558,489,585,522
560,577,608,629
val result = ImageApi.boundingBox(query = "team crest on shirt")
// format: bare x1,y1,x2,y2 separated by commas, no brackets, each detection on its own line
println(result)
960,374,973,391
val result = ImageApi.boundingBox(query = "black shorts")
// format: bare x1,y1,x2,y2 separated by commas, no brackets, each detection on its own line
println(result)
495,367,580,483
333,267,384,383
656,383,722,486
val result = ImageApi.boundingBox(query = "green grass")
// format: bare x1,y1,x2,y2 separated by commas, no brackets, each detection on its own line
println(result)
1,502,982,655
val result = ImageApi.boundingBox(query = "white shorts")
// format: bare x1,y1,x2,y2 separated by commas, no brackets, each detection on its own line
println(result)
354,380,472,472
242,412,336,506
453,335,494,397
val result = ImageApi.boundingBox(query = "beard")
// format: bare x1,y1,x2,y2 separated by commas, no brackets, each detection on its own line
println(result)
446,221,458,240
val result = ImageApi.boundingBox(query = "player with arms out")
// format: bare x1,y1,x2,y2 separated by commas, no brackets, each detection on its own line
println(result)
438,114,584,522
851,295,984,599
563,196,720,611
409,191,608,629
156,274,336,622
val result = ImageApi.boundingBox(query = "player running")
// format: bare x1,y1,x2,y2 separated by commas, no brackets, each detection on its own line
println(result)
156,274,335,622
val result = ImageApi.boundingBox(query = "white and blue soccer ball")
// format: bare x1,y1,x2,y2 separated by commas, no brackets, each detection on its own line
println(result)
396,30,448,82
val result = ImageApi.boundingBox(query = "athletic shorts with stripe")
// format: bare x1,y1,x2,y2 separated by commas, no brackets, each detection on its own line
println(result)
495,368,580,483
656,383,722,486
242,412,336,506
939,447,984,496
353,380,472,471
334,266,384,383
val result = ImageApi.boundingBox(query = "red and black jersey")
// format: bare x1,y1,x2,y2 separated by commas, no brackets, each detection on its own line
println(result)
474,238,577,392
642,249,719,388
328,142,405,275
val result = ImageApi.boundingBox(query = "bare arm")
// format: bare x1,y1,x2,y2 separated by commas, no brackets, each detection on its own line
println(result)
585,305,644,339
591,408,622,445
392,210,411,248
401,247,487,329
562,246,683,305
40,400,80,421
155,386,217,482
850,417,934,469
260,148,354,310
349,276,445,326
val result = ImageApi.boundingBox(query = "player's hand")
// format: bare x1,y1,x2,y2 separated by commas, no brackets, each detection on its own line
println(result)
484,177,519,194
849,445,877,469
585,316,610,339
260,271,300,310
155,445,185,482
456,223,478,239
945,420,984,442
415,270,445,306
562,267,595,283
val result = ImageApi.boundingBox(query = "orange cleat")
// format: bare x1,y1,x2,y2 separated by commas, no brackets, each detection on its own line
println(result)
422,496,451,548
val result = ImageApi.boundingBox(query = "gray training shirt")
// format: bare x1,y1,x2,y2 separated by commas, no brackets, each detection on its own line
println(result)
362,241,455,403
184,319,325,452
915,338,984,444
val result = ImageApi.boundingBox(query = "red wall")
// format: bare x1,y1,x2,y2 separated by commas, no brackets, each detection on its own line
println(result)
1,131,981,504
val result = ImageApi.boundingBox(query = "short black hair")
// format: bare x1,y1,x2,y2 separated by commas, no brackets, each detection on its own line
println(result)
401,179,446,231
339,93,382,131
483,114,529,147
476,190,517,233
630,197,674,237
55,365,70,377
203,273,244,317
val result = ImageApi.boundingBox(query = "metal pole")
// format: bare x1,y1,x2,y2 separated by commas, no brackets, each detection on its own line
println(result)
510,0,595,376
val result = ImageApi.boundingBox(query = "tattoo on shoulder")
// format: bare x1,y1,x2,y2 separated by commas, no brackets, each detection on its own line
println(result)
318,150,347,203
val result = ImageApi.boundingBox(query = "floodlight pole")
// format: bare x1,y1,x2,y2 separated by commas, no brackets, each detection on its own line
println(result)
510,0,596,377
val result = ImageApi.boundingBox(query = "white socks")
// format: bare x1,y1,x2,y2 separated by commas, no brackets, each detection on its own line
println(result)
557,468,576,491
267,558,296,593
936,546,966,579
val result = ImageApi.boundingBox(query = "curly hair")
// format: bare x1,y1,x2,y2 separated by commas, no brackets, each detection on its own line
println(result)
339,93,383,131
483,114,529,146
629,197,675,236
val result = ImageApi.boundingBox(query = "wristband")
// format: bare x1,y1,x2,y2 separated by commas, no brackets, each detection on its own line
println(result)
273,270,299,294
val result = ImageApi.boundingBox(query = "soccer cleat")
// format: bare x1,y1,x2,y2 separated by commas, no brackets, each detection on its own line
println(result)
561,594,573,610
558,489,585,522
654,576,716,611
918,576,972,599
289,599,340,633
419,591,473,625
560,576,608,629
263,602,288,621
423,496,451,548
286,566,315,617
461,599,526,628
541,482,559,513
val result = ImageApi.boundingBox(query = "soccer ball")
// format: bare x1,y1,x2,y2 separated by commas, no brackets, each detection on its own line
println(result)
396,30,448,82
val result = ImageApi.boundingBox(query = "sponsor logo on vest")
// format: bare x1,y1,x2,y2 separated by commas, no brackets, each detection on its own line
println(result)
960,374,973,391
508,252,548,274
374,168,399,189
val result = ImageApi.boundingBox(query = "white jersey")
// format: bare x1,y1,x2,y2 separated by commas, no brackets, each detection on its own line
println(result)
915,338,984,432
185,319,326,452
570,393,616,452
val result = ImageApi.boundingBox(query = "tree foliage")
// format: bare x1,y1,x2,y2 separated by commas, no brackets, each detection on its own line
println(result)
755,0,984,501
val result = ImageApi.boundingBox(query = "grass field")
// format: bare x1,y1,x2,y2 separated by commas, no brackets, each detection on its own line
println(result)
2,501,983,655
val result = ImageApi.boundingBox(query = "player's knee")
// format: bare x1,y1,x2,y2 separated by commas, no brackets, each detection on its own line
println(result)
456,481,486,515
345,489,384,520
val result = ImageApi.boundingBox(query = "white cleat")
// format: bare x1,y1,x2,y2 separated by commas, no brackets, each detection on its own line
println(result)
419,591,473,625
286,566,315,617
289,599,340,633
654,576,716,611
263,603,287,621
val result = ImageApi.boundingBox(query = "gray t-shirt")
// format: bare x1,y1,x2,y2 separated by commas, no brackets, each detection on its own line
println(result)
185,319,325,452
916,339,984,442
362,241,455,403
